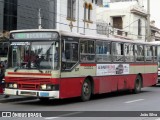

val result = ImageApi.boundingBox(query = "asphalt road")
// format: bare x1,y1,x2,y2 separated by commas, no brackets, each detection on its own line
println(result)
0,85,160,120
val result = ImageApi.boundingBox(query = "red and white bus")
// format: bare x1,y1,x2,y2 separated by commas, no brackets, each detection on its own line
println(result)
4,29,158,101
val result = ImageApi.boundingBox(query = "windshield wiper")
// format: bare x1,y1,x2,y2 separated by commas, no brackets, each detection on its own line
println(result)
14,67,20,72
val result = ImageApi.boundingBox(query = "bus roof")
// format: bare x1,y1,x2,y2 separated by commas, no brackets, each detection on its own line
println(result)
10,29,156,45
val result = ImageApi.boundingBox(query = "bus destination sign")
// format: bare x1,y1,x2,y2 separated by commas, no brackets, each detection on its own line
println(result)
11,32,58,40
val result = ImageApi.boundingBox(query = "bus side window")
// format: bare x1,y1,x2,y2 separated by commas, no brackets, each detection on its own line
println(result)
153,46,158,62
135,44,144,61
96,41,111,62
112,42,124,62
145,45,153,62
124,43,134,62
80,40,95,62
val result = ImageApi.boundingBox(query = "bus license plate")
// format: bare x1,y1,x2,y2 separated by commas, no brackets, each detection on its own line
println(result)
39,92,49,97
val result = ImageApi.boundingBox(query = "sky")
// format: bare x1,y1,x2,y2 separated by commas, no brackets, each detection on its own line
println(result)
103,0,160,28
143,0,160,28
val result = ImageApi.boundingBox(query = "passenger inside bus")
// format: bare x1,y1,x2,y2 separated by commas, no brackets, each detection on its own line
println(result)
24,51,37,63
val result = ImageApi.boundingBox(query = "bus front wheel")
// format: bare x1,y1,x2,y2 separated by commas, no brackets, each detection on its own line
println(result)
81,79,91,101
133,75,142,94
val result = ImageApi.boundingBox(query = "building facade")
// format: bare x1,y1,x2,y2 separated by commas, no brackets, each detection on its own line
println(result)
56,0,102,35
0,0,103,36
97,1,147,41
0,0,4,31
0,0,56,31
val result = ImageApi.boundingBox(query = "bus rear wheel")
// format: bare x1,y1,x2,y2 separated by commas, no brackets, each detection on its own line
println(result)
81,79,91,101
133,75,142,94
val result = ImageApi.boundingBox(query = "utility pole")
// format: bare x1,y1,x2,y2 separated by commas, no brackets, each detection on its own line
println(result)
38,8,42,29
77,0,79,33
146,0,151,42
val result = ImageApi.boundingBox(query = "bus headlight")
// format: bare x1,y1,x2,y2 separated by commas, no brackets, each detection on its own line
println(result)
8,84,13,88
46,85,52,90
8,83,18,89
13,83,18,89
40,84,52,90
41,84,47,90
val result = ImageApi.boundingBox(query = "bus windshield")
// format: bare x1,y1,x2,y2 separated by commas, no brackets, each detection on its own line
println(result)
10,41,59,70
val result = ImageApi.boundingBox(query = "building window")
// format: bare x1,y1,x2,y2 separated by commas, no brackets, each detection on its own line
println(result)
88,4,92,21
84,3,93,22
67,0,76,20
138,19,142,36
84,2,88,21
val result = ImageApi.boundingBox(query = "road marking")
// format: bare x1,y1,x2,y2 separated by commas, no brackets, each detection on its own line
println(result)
125,99,144,103
45,111,83,119
45,117,59,119
155,118,160,120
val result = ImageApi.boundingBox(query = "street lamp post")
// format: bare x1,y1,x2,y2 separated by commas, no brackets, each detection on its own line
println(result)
38,8,42,29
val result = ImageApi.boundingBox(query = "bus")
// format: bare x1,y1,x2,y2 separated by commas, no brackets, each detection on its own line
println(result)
4,29,158,101
0,38,9,94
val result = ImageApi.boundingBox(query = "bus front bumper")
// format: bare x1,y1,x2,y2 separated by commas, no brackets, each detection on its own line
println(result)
4,88,59,98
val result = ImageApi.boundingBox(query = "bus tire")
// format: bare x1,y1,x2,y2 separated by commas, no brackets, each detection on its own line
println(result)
133,75,142,94
81,79,91,101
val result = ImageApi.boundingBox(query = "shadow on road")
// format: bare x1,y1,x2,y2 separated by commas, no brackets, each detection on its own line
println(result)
0,96,37,103
4,89,151,106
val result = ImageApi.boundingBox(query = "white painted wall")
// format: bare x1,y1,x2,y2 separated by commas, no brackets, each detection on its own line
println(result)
56,0,97,35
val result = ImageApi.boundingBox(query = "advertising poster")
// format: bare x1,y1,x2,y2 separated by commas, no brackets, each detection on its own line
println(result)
97,64,129,76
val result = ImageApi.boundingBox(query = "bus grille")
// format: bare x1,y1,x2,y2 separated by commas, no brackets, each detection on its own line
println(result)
19,84,39,90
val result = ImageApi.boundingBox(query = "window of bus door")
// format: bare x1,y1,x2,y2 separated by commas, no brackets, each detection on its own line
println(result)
153,46,157,62
135,44,144,62
80,40,95,62
112,42,124,62
124,43,134,62
96,41,111,62
62,39,78,70
145,45,153,62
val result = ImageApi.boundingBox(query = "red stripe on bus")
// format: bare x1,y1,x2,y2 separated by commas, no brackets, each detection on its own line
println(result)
8,72,51,76
130,64,157,66
80,63,96,66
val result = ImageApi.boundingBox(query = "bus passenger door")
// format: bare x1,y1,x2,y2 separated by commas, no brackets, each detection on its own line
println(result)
61,41,79,71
